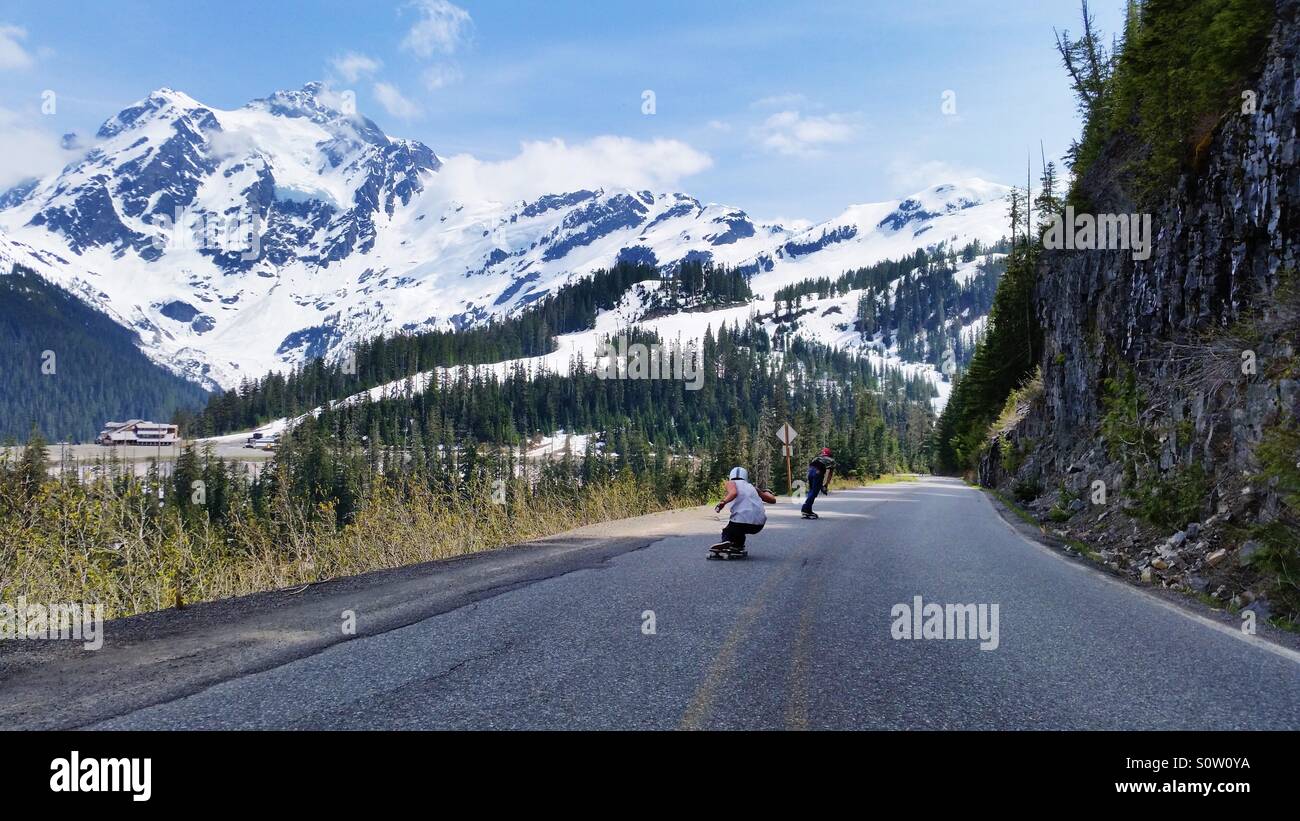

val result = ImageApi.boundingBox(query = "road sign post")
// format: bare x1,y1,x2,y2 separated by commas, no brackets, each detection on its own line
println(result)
776,423,798,494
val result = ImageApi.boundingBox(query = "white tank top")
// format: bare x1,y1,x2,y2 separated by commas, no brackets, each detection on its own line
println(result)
729,480,767,525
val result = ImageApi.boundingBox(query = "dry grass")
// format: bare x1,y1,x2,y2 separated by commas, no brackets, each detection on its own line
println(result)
849,473,922,487
988,366,1043,442
0,474,698,619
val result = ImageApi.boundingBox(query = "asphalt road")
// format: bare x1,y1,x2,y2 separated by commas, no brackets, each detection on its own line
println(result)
5,477,1299,730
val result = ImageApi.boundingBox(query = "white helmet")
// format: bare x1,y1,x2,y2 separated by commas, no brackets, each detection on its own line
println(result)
728,466,749,481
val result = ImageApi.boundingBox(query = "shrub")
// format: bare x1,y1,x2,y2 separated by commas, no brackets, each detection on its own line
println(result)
1134,462,1210,531
1101,366,1156,483
1249,424,1300,620
1013,477,1042,504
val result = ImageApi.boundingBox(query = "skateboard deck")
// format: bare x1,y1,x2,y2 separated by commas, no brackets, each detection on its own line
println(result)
707,541,748,560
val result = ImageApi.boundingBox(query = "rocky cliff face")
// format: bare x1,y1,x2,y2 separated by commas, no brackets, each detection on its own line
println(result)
984,0,1299,618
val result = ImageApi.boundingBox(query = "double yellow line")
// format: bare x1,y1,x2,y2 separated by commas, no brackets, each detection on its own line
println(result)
679,529,826,730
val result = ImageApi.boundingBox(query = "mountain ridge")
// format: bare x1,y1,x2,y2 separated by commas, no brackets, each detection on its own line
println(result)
0,83,1011,392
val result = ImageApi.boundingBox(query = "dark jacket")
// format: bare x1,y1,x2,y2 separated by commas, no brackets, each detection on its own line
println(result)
808,455,835,481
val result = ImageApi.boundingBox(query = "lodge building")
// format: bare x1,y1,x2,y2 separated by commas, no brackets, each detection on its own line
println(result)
96,420,180,446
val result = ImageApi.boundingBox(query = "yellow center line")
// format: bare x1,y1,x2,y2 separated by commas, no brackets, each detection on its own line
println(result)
784,570,823,731
679,560,796,730
679,489,883,730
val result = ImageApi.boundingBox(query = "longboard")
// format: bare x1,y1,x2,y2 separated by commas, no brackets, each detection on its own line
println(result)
707,541,748,560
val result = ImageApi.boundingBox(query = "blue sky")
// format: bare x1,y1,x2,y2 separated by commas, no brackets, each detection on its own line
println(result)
0,0,1124,222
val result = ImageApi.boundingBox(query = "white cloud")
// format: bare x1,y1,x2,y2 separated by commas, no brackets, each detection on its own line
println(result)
313,84,359,114
330,52,382,83
0,24,34,70
427,137,713,205
886,158,989,191
402,0,473,58
421,63,463,90
706,119,731,132
372,82,421,119
207,129,260,161
755,110,856,157
0,108,71,191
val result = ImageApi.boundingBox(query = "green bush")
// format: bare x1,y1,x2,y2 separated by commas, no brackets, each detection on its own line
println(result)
1101,366,1155,483
1250,424,1300,620
1013,477,1042,504
1135,462,1210,531
1099,367,1208,529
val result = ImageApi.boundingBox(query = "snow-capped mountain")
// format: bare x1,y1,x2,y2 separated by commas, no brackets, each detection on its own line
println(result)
0,83,1010,391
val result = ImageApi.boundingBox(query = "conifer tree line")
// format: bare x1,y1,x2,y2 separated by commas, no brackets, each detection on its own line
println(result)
98,247,951,538
2,237,976,537
769,239,1009,374
0,265,211,442
1057,0,1273,202
269,317,937,501
183,260,751,436
178,250,945,478
931,158,1062,473
1,311,934,569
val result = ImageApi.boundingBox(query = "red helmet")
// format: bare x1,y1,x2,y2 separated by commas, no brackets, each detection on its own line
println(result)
821,447,832,456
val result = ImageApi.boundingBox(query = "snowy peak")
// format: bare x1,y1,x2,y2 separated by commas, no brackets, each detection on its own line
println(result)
7,83,442,275
748,178,1009,293
822,179,1007,235
243,82,408,160
247,82,350,123
95,87,210,140
873,179,1005,230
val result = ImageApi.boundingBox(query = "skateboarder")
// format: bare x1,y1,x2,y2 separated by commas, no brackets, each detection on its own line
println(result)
801,448,836,519
713,467,777,552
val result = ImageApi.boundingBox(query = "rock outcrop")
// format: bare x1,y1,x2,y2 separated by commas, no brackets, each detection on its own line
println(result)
983,0,1299,613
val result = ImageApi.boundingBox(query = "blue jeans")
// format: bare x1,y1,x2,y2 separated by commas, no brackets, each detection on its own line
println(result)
802,472,824,514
